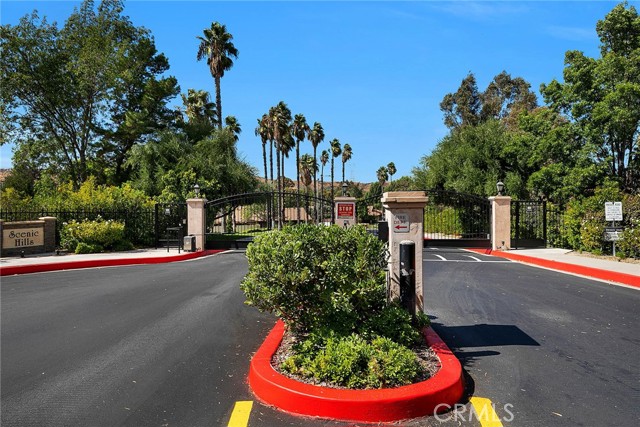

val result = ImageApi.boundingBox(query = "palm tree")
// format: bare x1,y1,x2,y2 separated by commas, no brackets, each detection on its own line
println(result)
224,116,241,142
377,166,389,189
255,114,271,184
292,114,310,222
196,22,238,129
387,162,396,183
299,154,316,190
269,101,292,227
341,143,352,184
320,149,329,222
181,89,216,125
309,122,325,199
330,138,341,222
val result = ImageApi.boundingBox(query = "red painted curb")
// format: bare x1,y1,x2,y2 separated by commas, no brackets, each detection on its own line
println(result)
248,320,465,422
0,250,223,276
467,249,640,288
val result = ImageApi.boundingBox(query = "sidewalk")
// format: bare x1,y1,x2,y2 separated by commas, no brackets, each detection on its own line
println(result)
469,248,639,288
0,248,222,276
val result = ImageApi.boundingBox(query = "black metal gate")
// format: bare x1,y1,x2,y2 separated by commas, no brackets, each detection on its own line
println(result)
204,191,333,249
423,190,491,248
511,200,546,248
154,203,187,248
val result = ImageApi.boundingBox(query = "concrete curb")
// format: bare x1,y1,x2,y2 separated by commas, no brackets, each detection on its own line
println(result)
468,249,640,288
0,250,224,276
248,319,465,423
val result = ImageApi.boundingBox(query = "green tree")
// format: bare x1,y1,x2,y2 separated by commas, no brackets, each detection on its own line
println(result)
441,71,537,130
541,2,640,192
309,122,325,199
224,115,241,142
376,166,388,189
320,149,329,198
387,162,397,182
196,22,238,129
292,114,310,196
0,0,179,187
341,143,353,183
178,88,216,142
330,138,342,217
255,114,271,184
299,153,317,190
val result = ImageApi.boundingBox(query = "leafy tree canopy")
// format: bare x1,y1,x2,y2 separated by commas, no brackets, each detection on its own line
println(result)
0,0,179,188
541,1,639,192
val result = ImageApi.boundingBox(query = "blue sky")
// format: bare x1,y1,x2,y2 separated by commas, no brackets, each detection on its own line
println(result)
0,0,629,183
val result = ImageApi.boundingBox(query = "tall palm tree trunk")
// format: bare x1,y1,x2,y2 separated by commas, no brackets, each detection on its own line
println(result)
215,75,222,129
262,144,268,183
330,157,335,223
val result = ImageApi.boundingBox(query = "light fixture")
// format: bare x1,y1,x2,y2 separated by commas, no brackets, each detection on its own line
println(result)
342,181,348,196
194,183,200,197
496,181,505,196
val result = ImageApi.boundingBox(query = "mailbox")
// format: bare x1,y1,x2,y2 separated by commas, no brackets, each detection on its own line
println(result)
183,235,196,252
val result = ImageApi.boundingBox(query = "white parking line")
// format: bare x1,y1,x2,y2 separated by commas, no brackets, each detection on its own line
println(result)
465,255,482,262
434,254,447,261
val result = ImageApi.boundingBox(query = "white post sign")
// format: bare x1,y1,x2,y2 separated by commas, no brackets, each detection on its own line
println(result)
605,202,623,222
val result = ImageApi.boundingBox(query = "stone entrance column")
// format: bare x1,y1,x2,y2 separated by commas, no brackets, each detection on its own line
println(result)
381,191,428,315
489,195,511,250
187,198,206,251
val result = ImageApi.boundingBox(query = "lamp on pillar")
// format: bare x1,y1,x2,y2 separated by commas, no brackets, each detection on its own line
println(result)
193,183,201,198
496,181,505,196
342,181,348,196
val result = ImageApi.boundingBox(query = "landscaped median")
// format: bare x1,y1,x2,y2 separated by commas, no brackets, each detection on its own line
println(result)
0,249,223,276
249,319,465,423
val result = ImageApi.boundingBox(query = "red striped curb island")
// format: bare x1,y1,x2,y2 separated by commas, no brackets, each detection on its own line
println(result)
468,249,640,288
248,319,465,423
0,249,223,276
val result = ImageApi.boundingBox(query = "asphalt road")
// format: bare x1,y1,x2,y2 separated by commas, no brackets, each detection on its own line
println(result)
1,251,275,427
423,247,640,427
2,248,638,426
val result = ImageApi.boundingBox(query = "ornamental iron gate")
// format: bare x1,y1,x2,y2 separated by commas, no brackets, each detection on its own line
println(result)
511,200,546,248
423,190,491,248
204,191,334,249
511,200,567,249
355,190,492,247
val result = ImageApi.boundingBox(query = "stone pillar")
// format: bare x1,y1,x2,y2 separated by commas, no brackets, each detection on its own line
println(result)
381,191,428,315
187,198,206,251
39,217,57,252
334,196,357,228
489,196,511,250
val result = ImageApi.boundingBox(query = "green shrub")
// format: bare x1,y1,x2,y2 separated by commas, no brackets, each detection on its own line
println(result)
241,224,387,333
560,184,640,258
61,217,132,253
242,224,431,389
282,333,424,389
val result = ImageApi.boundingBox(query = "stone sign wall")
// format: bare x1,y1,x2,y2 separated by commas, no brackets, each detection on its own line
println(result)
0,217,56,257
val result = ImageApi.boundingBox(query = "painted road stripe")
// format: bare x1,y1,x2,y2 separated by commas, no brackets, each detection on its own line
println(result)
465,255,482,262
227,401,253,427
470,397,504,427
434,254,447,261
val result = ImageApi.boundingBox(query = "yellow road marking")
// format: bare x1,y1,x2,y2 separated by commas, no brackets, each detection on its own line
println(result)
227,401,253,427
470,397,504,427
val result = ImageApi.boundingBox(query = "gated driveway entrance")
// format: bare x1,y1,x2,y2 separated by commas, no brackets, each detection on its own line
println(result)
357,190,492,248
204,191,333,249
